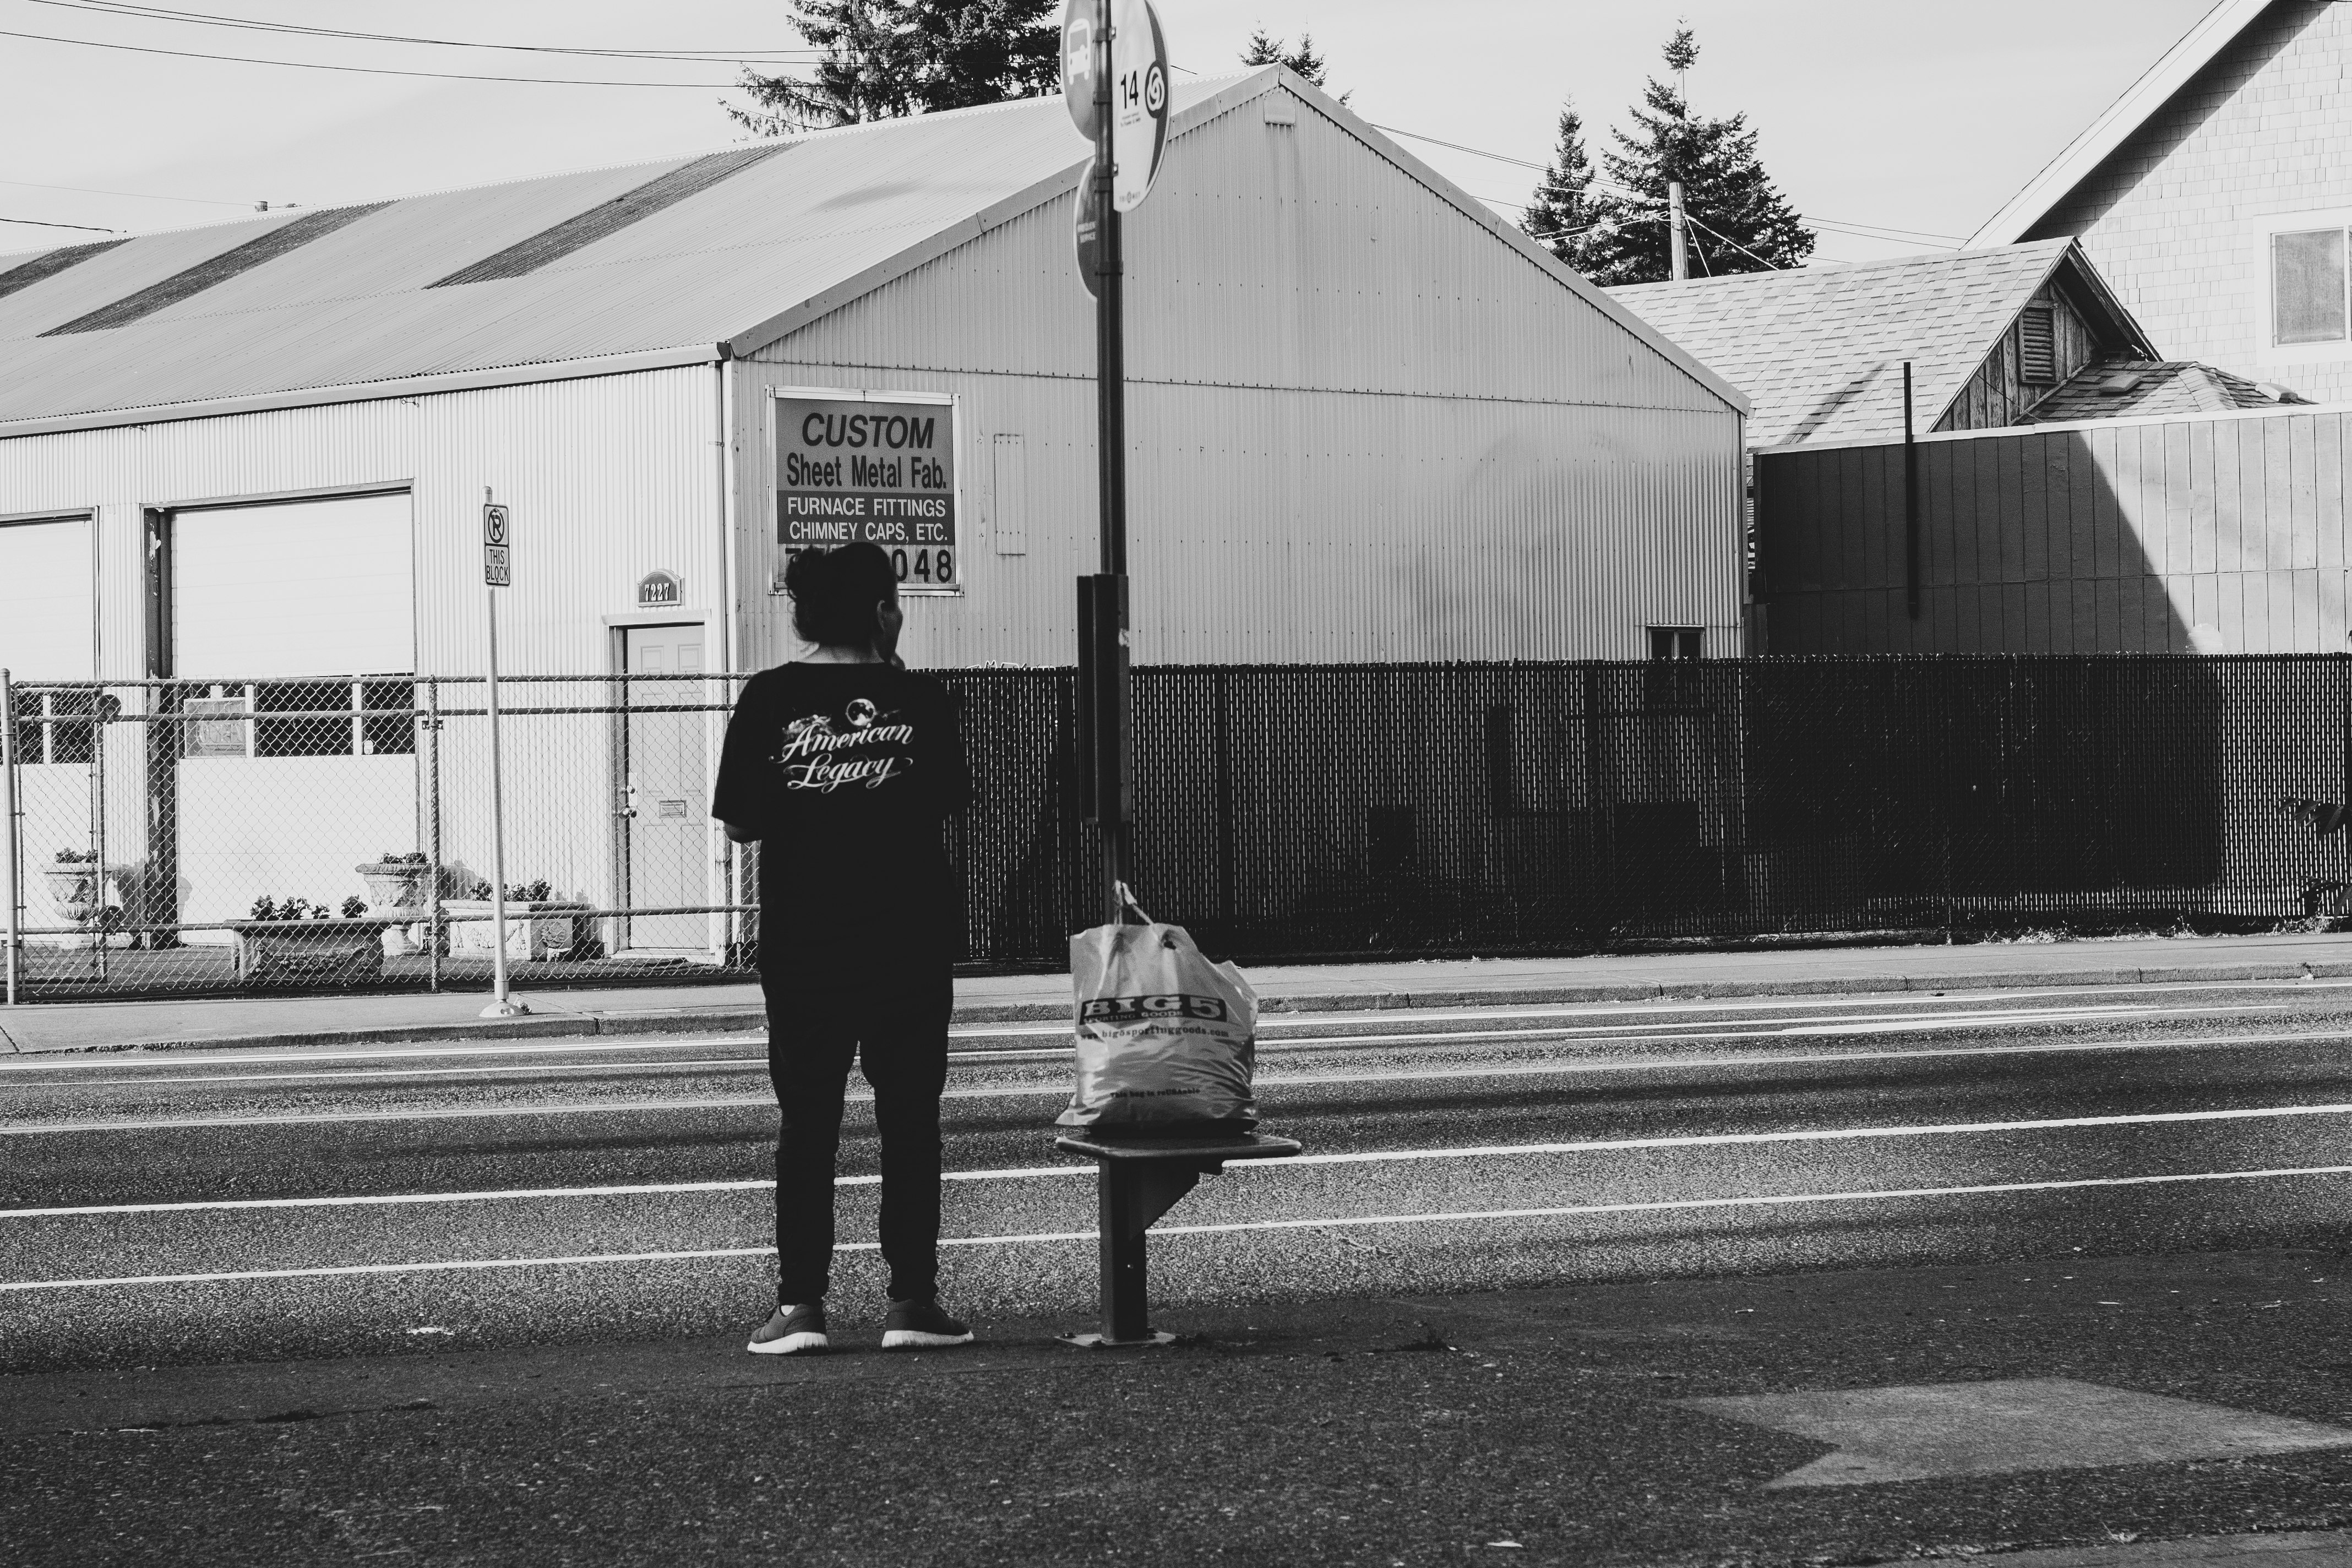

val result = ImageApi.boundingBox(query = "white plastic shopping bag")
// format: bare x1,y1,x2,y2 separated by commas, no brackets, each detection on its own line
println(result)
1057,894,1258,1130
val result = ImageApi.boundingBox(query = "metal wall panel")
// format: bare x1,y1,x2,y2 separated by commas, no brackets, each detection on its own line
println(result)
743,90,1744,670
0,364,727,937
1756,406,2352,656
774,88,1729,412
0,364,718,676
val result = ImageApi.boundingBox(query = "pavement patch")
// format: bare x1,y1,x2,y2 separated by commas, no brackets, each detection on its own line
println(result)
1678,1376,2352,1488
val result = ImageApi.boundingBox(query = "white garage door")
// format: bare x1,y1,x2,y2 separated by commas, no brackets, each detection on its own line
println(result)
175,493,412,678
0,516,95,680
1,518,98,916
171,493,417,939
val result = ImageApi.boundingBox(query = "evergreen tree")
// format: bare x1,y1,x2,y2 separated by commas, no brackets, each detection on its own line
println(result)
1520,100,1594,270
728,1,1057,135
1240,28,1348,102
1577,26,1814,286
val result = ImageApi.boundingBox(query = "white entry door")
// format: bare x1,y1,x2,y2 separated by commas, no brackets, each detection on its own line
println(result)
620,625,707,951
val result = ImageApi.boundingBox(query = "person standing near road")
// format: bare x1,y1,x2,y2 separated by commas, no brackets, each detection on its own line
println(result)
714,541,974,1355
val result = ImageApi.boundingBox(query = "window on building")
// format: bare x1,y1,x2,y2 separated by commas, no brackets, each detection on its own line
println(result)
2019,306,2058,384
182,679,415,759
2273,228,2349,345
9,687,98,765
1648,627,1703,661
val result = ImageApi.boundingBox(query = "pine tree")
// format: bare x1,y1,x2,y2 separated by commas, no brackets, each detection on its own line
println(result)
727,1,1057,136
1577,26,1814,286
1520,100,1594,270
1240,28,1348,103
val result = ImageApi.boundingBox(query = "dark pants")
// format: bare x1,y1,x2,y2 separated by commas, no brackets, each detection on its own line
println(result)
764,970,952,1306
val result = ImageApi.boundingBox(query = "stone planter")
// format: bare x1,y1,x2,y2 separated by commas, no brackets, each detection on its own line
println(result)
443,900,591,962
356,862,433,957
41,862,130,949
226,919,388,986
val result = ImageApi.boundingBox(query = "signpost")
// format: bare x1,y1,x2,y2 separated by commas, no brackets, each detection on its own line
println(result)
1065,0,1168,920
479,494,526,1019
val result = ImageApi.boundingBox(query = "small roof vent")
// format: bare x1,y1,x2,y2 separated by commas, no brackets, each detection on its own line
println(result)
2098,371,2143,395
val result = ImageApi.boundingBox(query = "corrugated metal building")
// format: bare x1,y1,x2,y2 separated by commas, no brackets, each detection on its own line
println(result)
0,68,1745,948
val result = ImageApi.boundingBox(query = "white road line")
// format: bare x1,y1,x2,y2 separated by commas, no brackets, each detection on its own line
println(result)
31,1059,776,1089
7,1101,2351,1221
14,1009,2324,1089
0,1166,1080,1219
0,1038,770,1073
9,1027,2351,1134
6,1162,2348,1293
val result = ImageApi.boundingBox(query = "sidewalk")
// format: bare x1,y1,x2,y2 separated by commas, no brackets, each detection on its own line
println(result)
8,928,2352,1057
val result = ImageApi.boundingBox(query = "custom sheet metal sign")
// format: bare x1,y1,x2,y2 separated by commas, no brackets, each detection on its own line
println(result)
774,391,960,594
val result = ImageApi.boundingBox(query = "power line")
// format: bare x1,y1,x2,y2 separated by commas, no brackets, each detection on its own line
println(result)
0,25,743,86
0,175,248,206
26,1,821,62
1374,121,1970,250
0,214,123,233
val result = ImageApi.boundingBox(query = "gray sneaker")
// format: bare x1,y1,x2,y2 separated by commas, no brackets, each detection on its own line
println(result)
881,1299,974,1349
747,1302,829,1355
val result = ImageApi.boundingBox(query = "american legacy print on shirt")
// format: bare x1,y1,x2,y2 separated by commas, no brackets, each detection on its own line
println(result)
772,698,917,794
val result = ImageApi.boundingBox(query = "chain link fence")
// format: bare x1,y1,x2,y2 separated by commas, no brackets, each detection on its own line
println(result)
8,656,2352,1000
2,671,752,1001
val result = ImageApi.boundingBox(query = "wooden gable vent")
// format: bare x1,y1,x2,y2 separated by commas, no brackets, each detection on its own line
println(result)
2020,306,2058,385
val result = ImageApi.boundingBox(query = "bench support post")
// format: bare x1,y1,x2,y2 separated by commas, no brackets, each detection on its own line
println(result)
1054,1131,1300,1350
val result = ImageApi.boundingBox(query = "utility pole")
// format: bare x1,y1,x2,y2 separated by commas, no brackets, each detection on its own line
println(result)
1903,361,1921,622
1668,180,1689,281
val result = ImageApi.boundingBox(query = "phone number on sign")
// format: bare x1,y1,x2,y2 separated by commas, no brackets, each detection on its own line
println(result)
784,545,956,587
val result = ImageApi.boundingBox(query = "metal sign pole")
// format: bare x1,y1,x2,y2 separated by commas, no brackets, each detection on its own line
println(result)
480,490,527,1019
1092,0,1131,922
2,667,18,1006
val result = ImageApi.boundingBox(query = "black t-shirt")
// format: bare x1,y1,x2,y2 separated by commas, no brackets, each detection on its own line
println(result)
712,663,969,977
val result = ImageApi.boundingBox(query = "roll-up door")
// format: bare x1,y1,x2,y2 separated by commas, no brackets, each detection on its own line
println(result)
175,494,412,678
0,515,94,680
170,493,416,940
1,518,99,923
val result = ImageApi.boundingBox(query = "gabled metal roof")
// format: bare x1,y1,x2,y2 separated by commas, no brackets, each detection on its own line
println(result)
1609,241,2155,447
0,88,1149,431
0,68,1743,434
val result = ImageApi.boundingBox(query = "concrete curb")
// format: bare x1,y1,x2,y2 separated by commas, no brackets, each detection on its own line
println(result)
12,955,2352,1057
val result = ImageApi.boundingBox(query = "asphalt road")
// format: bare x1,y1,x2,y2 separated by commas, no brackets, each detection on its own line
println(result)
4,977,2350,1366
3,978,2350,1565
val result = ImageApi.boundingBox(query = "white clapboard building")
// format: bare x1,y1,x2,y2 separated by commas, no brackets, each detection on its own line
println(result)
0,68,1745,953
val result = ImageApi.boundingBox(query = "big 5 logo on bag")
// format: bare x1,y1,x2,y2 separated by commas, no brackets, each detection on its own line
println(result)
1080,993,1230,1023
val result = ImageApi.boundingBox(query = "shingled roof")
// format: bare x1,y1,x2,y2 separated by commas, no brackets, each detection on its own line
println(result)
1607,240,2154,448
2023,356,2309,423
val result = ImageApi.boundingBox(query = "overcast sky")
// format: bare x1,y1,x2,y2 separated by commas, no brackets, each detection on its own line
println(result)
0,1,2219,265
